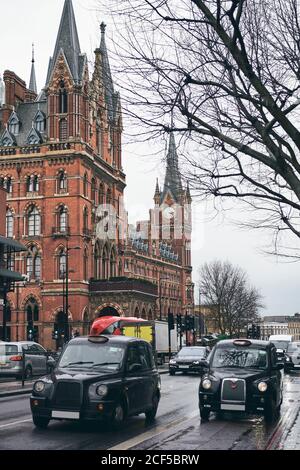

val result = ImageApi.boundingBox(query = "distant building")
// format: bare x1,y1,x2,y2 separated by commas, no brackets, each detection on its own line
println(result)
287,313,300,341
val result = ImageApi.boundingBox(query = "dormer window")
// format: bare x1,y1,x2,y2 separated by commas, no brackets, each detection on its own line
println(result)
0,128,16,147
34,111,46,133
59,81,68,114
8,112,20,136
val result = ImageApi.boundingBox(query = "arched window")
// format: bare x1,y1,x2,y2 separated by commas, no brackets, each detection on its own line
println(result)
83,248,88,281
26,175,39,193
59,118,68,141
8,113,20,135
27,207,41,236
83,207,88,233
99,183,104,205
83,173,88,197
94,243,101,279
59,81,68,114
58,206,68,232
110,249,116,278
58,249,67,279
25,298,39,322
106,188,111,205
26,245,41,280
102,246,108,279
58,171,67,192
35,112,45,133
6,209,13,238
91,178,96,204
33,176,39,192
4,177,12,194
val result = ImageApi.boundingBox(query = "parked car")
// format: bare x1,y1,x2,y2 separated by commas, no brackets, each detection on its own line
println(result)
269,335,293,366
284,342,300,372
30,335,161,429
169,346,210,375
199,339,283,423
0,341,54,379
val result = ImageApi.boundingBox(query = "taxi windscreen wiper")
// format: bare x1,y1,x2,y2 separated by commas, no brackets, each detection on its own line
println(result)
61,361,94,367
91,362,120,368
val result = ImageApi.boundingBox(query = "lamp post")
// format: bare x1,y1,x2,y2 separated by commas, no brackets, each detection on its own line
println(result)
64,243,80,343
159,276,169,321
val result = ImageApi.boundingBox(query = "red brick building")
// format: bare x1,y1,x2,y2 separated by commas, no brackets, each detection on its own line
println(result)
0,0,193,349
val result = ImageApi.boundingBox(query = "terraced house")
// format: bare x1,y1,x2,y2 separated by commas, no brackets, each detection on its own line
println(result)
0,0,193,349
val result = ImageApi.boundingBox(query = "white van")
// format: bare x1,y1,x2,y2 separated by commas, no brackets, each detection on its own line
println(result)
269,334,293,351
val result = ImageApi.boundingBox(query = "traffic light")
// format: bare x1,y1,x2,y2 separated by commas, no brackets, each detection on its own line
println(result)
27,322,33,341
190,316,195,330
52,329,59,340
247,325,253,339
256,325,261,339
168,312,174,330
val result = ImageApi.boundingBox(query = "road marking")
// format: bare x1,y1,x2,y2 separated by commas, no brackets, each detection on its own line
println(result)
0,418,31,429
107,410,199,451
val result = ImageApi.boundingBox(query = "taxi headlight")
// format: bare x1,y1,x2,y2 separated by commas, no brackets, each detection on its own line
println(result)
202,378,212,390
258,381,268,392
286,356,290,362
169,359,177,365
193,361,200,365
34,381,45,393
96,384,108,397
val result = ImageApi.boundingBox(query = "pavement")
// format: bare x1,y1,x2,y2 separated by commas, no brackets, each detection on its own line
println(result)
0,364,170,398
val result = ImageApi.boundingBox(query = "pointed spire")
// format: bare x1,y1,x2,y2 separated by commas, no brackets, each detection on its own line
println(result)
29,43,37,94
154,178,161,204
161,132,183,203
47,0,81,84
99,22,115,120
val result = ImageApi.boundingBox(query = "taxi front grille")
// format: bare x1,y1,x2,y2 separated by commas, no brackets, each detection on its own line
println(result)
53,382,82,409
221,378,246,403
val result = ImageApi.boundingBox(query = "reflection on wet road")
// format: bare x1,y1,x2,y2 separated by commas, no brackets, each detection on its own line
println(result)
0,372,299,450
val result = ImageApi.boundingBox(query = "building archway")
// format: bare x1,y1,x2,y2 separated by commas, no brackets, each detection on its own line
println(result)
97,306,120,317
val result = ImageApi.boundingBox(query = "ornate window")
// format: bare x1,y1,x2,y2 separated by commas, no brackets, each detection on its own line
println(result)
58,249,67,279
83,173,88,197
27,206,41,236
83,247,88,281
99,183,104,205
34,111,45,133
110,249,116,278
58,171,67,192
8,112,20,135
26,175,39,193
59,118,68,141
94,242,101,279
58,206,68,232
6,209,13,238
25,298,39,322
26,245,41,280
106,188,111,205
59,81,68,114
83,207,88,233
91,178,96,204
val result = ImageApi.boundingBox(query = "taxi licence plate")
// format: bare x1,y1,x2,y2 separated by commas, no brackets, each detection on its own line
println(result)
52,411,79,419
179,365,189,369
221,404,245,411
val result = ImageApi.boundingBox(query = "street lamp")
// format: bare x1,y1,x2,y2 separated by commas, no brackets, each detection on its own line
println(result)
64,243,80,343
159,276,169,321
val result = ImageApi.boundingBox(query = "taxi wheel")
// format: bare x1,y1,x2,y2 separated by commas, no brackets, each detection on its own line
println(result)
145,394,159,422
32,416,50,429
111,403,126,430
200,407,210,421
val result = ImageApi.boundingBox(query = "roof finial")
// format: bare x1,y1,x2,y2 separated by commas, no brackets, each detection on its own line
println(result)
32,43,35,63
100,22,107,35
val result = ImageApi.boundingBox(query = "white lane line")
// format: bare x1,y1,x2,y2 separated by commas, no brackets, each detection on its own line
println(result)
107,410,199,451
0,418,32,429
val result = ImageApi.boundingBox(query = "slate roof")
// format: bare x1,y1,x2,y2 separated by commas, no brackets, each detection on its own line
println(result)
0,101,47,147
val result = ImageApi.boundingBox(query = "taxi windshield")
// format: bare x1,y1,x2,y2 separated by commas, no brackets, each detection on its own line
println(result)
178,347,206,357
58,343,125,371
271,341,289,350
211,347,268,369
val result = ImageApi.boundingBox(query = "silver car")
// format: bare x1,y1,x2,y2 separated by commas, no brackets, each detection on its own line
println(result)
285,342,300,372
0,341,51,379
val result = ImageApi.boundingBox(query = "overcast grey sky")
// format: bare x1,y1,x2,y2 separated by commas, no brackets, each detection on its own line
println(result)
1,0,299,316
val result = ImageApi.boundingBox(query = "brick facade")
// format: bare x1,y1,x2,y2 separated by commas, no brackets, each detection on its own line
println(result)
0,0,193,349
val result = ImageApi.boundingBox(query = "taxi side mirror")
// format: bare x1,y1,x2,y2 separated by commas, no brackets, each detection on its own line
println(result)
200,359,210,368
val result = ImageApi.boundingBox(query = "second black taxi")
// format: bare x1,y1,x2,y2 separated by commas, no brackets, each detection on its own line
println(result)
199,339,283,423
30,335,161,429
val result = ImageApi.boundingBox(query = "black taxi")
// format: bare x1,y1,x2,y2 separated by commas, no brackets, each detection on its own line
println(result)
199,339,283,423
30,335,161,429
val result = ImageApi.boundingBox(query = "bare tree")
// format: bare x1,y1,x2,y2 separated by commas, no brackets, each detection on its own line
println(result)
199,260,263,336
99,0,300,258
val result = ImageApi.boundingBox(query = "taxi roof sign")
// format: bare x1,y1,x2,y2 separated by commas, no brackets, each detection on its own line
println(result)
88,335,109,343
233,339,252,346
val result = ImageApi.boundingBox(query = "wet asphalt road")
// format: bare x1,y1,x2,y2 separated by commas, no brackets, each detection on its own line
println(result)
0,372,299,450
